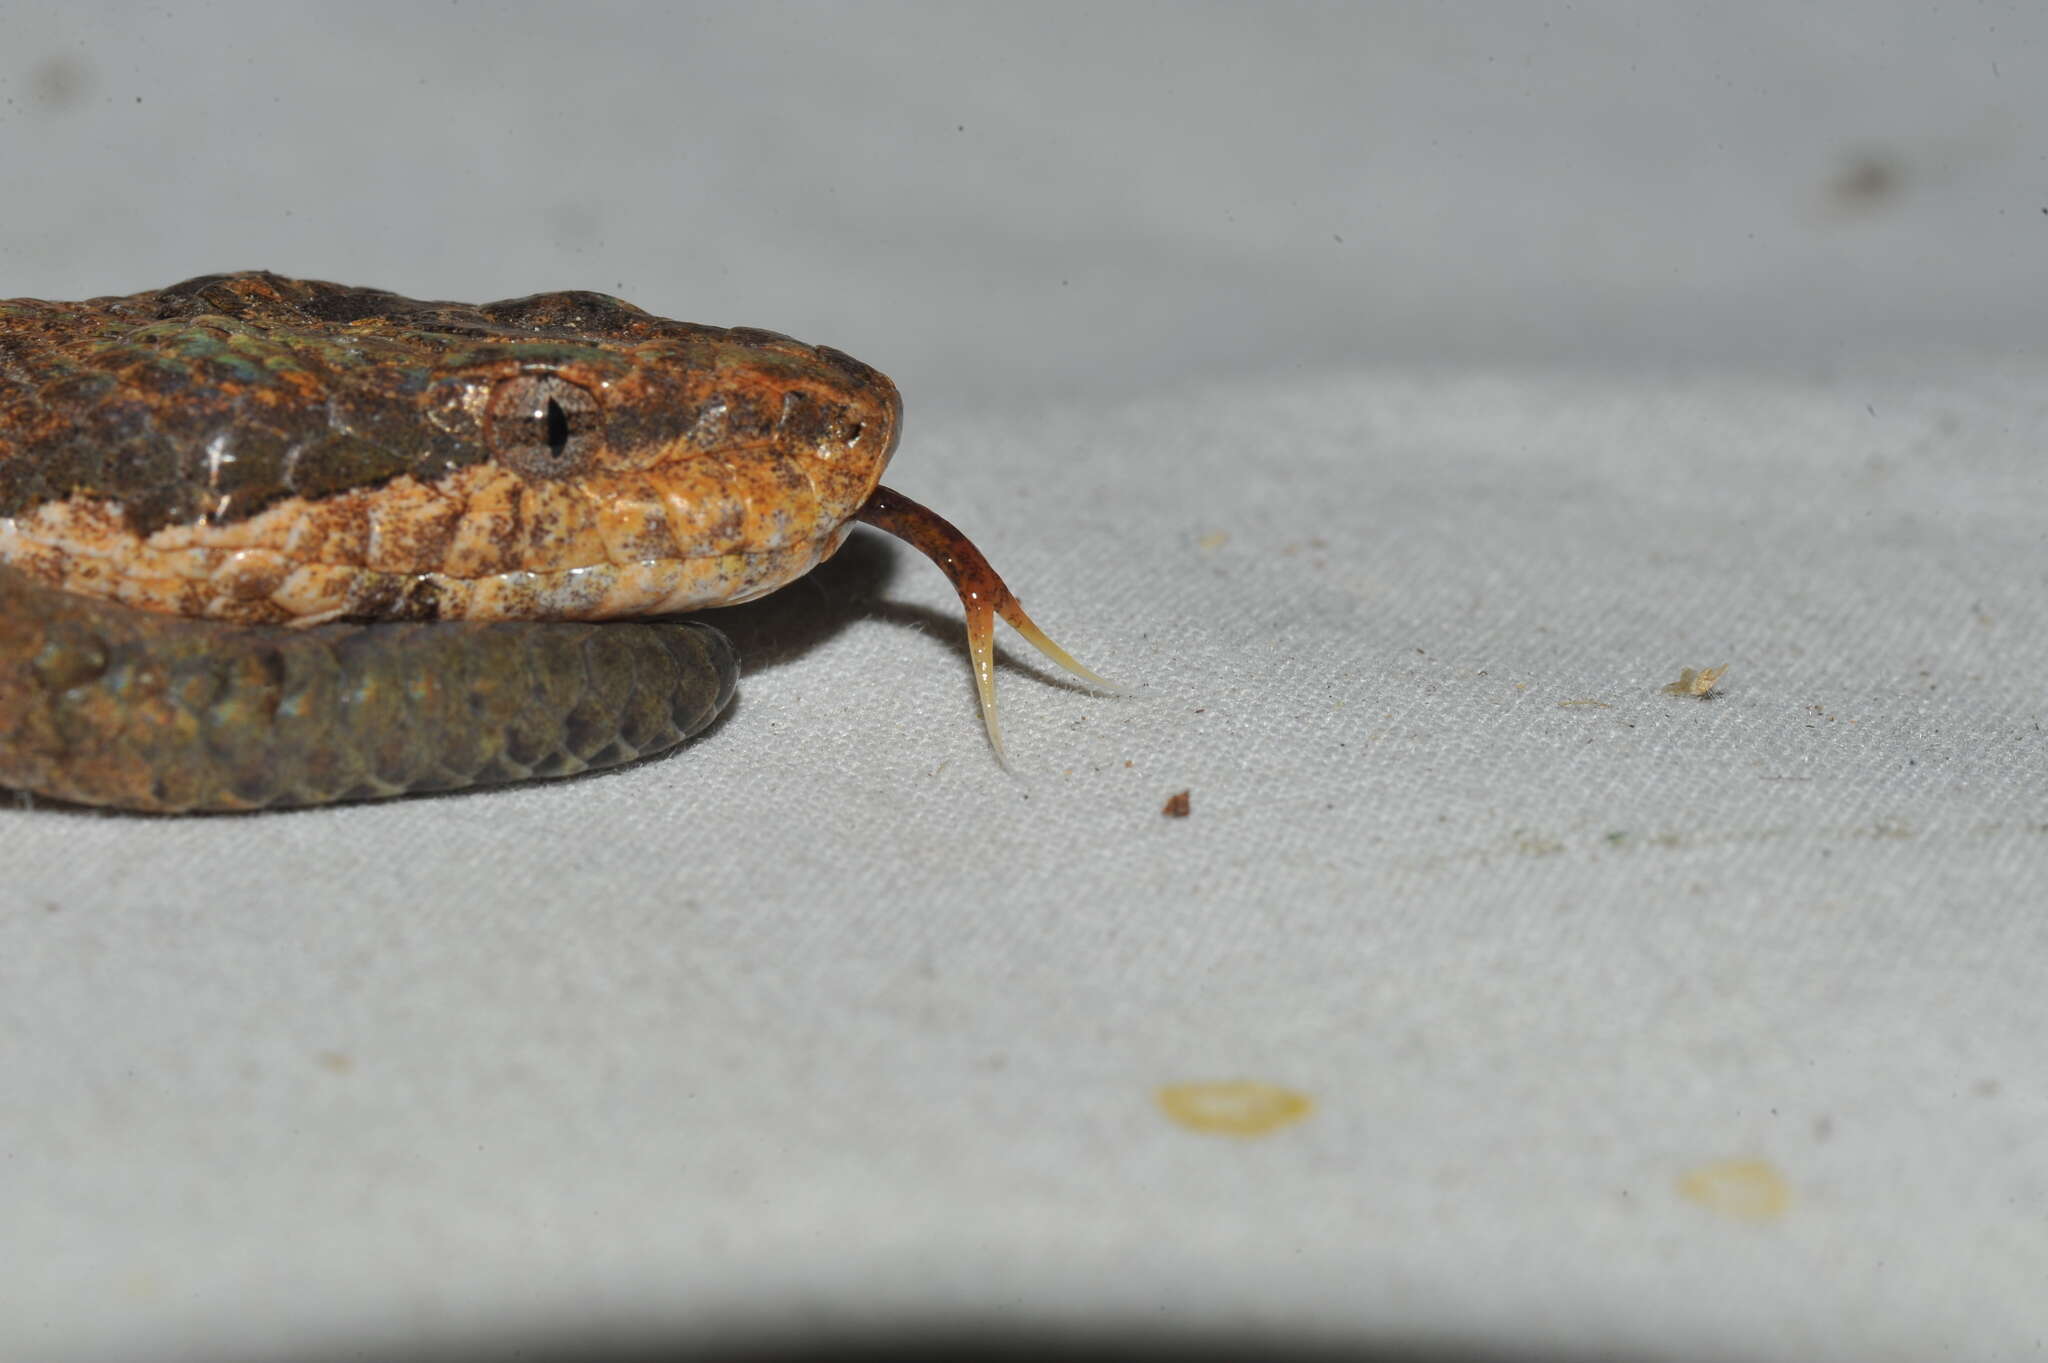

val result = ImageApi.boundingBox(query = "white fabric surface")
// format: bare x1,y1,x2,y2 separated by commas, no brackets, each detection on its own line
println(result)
4,6,2045,1361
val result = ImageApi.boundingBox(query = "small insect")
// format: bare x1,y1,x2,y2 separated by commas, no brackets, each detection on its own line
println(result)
1662,664,1728,699
0,272,1114,810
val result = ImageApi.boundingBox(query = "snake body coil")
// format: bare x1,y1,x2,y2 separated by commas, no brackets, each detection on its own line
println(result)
0,562,732,811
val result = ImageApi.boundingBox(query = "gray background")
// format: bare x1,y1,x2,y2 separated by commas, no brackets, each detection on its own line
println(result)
4,5,2045,1362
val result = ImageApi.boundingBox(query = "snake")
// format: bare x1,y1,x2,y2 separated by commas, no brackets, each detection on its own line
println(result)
0,271,1105,812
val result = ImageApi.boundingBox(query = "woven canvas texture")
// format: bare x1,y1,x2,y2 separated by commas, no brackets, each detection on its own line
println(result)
3,7,2044,1362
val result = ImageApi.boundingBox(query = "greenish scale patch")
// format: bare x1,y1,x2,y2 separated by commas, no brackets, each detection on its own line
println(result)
289,433,419,499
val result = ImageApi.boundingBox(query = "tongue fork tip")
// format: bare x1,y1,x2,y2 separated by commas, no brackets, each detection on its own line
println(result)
997,599,1126,694
855,484,1122,760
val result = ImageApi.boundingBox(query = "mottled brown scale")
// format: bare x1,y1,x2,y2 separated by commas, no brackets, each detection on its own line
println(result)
0,271,1109,810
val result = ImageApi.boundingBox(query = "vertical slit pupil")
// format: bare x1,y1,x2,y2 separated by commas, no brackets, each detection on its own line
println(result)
544,397,570,455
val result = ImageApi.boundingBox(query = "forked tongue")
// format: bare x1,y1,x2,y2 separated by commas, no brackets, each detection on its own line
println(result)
854,484,1117,764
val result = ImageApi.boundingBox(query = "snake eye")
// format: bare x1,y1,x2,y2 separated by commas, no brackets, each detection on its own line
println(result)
486,374,600,477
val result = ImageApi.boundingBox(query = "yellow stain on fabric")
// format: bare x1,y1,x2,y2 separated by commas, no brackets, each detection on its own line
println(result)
1676,1158,1791,1223
1156,1081,1314,1137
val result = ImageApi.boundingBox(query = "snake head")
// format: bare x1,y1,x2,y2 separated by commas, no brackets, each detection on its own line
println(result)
389,301,905,615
